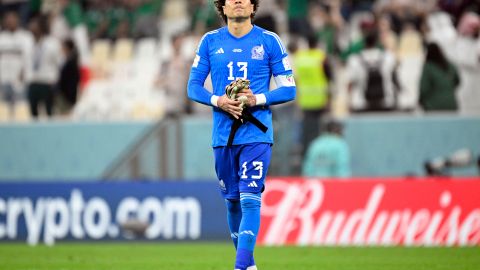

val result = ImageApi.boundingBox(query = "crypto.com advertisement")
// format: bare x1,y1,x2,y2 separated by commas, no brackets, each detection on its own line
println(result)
258,177,480,246
0,182,228,245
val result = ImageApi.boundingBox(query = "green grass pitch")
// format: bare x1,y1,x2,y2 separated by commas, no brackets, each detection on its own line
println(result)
0,243,479,270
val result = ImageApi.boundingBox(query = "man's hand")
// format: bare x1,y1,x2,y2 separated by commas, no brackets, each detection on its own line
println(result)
218,94,243,119
226,78,250,100
237,88,256,107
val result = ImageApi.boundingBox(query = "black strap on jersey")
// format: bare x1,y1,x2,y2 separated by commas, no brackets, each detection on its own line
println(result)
227,108,268,147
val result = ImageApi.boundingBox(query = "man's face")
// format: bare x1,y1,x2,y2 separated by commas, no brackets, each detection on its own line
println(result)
223,0,254,22
29,20,40,36
4,13,19,31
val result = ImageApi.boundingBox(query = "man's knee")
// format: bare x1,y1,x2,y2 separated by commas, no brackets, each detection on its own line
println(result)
226,199,241,213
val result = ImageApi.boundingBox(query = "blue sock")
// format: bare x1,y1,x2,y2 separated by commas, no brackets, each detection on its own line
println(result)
235,192,261,270
225,199,242,249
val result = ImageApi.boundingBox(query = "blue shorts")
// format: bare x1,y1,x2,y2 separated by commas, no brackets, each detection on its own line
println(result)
213,143,272,200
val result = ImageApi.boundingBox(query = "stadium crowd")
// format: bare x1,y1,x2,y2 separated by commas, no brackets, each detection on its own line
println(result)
0,0,479,122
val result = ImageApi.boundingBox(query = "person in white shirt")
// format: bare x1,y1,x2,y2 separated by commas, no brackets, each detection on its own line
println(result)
0,11,32,119
346,32,398,112
0,0,30,27
26,16,62,118
453,12,480,115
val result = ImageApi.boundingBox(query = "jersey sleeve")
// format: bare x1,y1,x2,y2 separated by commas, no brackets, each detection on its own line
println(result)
268,33,291,76
263,32,296,106
187,33,214,106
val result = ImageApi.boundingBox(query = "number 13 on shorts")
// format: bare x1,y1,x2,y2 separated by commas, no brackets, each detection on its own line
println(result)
237,143,271,193
241,161,263,179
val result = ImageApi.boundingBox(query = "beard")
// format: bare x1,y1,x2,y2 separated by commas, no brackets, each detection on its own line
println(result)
228,15,250,23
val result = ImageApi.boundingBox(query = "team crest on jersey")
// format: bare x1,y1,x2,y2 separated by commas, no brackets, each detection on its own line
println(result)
251,45,264,60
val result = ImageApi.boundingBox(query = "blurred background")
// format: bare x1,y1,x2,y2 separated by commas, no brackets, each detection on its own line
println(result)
0,0,479,248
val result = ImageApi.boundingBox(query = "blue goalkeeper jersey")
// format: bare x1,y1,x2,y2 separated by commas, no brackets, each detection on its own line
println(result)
188,25,296,147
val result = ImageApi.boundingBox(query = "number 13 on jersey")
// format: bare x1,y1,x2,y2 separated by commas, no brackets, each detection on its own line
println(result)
227,61,248,80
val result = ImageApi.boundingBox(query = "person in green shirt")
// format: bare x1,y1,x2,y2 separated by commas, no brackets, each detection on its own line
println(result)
419,42,459,111
130,0,163,39
287,0,312,38
62,0,84,28
314,2,344,57
302,120,351,178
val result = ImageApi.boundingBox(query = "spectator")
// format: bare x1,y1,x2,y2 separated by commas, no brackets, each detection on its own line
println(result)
155,34,191,116
83,0,132,40
84,0,111,40
160,0,190,40
61,0,84,29
396,21,424,111
0,0,30,27
419,42,459,111
311,1,344,57
346,32,397,111
378,14,398,55
0,11,32,119
253,0,279,33
438,0,480,25
57,39,80,115
340,14,376,62
130,0,162,39
286,0,312,39
340,0,375,21
26,16,62,118
292,35,332,156
452,12,480,115
115,19,131,40
190,0,221,34
302,119,351,178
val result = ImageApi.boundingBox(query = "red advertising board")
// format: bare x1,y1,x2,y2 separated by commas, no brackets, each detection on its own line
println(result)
258,178,480,246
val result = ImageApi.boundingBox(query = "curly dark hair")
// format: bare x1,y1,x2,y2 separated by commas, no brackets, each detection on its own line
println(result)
213,0,260,24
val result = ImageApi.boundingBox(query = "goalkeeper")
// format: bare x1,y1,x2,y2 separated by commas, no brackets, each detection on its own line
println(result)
187,0,296,269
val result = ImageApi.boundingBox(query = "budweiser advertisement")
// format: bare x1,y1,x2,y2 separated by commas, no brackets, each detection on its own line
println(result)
258,178,480,246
